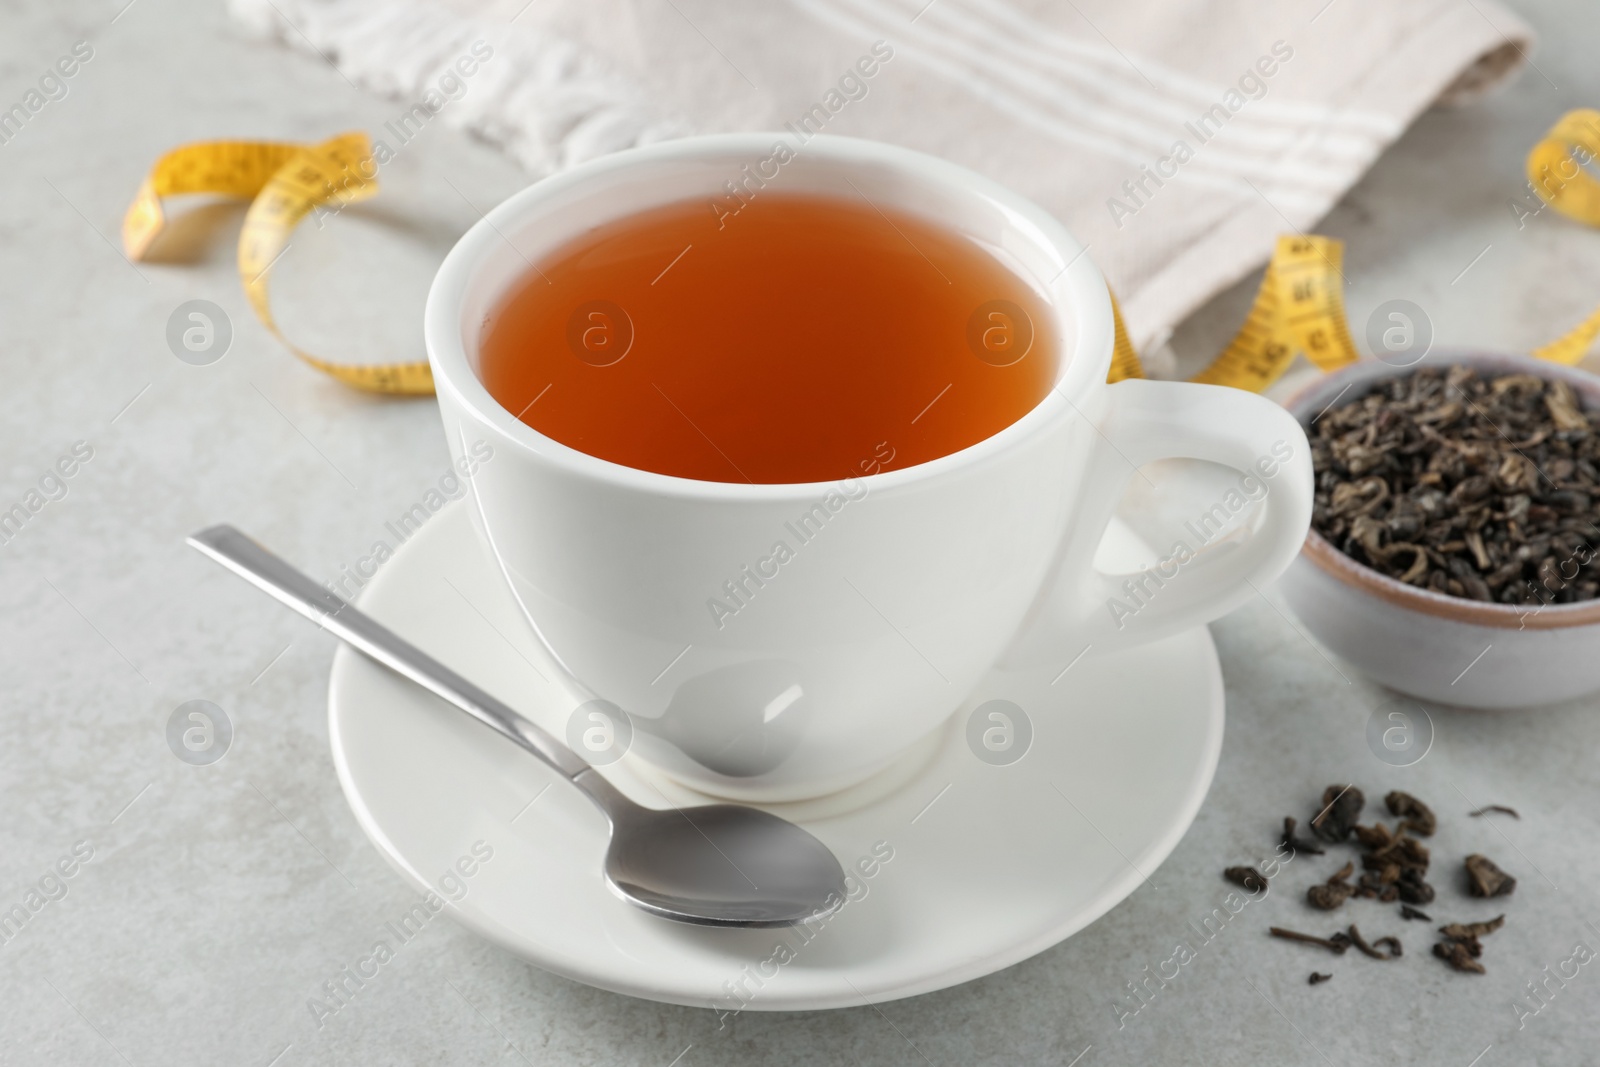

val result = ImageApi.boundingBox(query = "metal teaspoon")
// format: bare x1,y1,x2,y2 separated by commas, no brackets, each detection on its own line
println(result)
187,525,847,928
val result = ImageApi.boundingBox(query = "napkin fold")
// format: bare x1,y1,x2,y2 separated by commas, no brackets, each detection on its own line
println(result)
231,0,1533,356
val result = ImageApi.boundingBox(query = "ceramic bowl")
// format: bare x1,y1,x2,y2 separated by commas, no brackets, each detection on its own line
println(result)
1278,349,1600,709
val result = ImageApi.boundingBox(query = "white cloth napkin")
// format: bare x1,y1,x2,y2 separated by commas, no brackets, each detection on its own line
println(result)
231,0,1533,355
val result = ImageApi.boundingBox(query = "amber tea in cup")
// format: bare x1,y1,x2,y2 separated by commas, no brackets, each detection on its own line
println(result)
477,190,1058,483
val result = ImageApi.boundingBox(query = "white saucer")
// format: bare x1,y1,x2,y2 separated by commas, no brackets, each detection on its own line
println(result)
328,503,1224,1010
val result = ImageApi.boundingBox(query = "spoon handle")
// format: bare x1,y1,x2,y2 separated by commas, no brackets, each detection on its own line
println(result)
187,524,595,785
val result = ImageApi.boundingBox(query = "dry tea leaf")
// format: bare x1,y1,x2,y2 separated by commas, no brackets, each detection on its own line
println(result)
1439,915,1506,940
1352,823,1394,849
1308,883,1354,910
1469,804,1521,819
1270,927,1351,954
1385,791,1437,836
1400,905,1433,922
1434,939,1487,974
1347,924,1400,960
1280,815,1325,856
1465,854,1517,897
1308,972,1332,985
1368,835,1430,870
1546,380,1589,432
1431,913,1504,972
1397,868,1436,905
1224,866,1267,891
1307,861,1355,910
1311,785,1365,842
1361,864,1401,887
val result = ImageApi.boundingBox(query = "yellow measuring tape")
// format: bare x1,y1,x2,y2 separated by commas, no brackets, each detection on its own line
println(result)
1189,234,1359,389
127,113,1600,398
1110,107,1600,388
1108,234,1357,387
122,133,433,395
1524,108,1600,366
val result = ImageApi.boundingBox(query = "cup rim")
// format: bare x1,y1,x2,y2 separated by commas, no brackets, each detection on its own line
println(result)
423,132,1113,501
1283,348,1600,631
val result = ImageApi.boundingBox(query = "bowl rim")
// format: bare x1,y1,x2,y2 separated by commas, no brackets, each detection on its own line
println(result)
1283,348,1600,632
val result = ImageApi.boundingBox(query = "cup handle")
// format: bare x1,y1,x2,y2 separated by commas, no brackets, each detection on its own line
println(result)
1002,378,1313,666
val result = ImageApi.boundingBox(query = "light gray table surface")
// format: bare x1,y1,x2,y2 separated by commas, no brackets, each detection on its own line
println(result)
3,1,1599,1064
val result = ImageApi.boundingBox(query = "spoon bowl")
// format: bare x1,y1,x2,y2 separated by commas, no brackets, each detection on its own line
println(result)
606,803,846,926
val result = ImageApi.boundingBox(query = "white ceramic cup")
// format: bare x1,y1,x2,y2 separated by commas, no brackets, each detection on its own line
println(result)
426,133,1313,802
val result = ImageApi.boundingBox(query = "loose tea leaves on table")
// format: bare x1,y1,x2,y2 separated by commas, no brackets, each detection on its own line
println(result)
1262,785,1520,977
1308,972,1333,985
1308,365,1600,604
1465,854,1517,897
1469,804,1521,819
1352,822,1393,849
1270,927,1352,954
1385,791,1437,837
1367,834,1430,870
1395,867,1436,905
1433,914,1506,975
1439,915,1506,940
1352,821,1435,905
1311,785,1365,842
1357,877,1397,902
1347,924,1401,960
1281,816,1326,856
1224,866,1268,891
1434,939,1488,974
1307,861,1355,910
